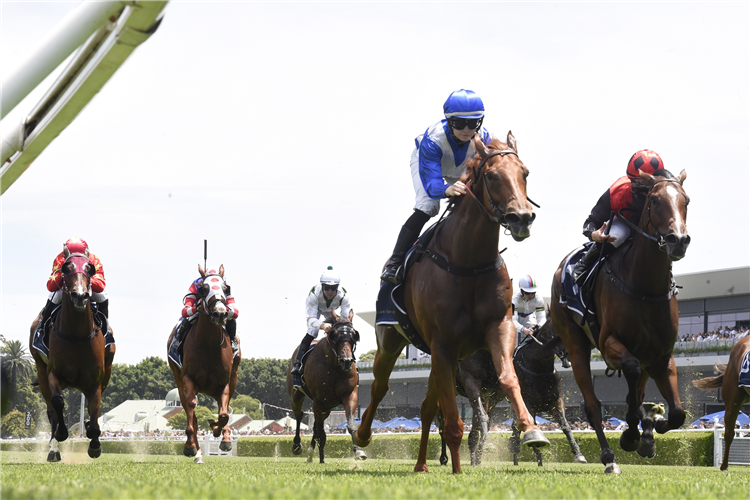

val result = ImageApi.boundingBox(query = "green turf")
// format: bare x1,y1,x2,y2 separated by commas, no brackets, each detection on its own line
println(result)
1,452,749,499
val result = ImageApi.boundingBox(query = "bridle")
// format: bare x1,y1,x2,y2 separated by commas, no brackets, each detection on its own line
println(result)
196,273,229,314
328,322,359,361
616,178,685,252
463,150,540,229
60,253,93,295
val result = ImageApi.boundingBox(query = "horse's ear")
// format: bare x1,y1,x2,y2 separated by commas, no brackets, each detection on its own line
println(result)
639,169,655,184
331,310,340,323
473,134,488,159
198,264,206,278
347,310,354,322
64,246,71,258
678,169,687,185
219,264,225,277
506,130,517,153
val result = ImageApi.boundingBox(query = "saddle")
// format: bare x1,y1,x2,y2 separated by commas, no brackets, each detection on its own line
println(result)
32,305,115,364
297,340,321,399
560,242,605,349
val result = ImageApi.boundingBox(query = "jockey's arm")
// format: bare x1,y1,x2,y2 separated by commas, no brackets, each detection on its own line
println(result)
418,138,449,200
339,293,352,321
46,253,65,292
511,304,525,334
534,303,546,329
88,254,106,293
582,189,612,240
305,291,324,331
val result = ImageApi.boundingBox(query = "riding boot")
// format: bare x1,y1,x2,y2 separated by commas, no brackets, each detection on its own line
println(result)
168,318,190,367
226,319,238,355
572,243,601,286
97,299,109,318
380,226,419,284
33,299,56,355
560,352,571,369
292,334,314,388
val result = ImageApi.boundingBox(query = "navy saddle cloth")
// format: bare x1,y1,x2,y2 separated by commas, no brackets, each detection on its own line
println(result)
559,242,600,320
740,351,750,388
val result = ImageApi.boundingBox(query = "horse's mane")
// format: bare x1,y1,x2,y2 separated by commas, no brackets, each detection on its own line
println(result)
625,168,675,223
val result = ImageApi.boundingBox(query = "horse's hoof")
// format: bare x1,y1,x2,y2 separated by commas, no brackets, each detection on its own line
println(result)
47,451,61,463
292,443,302,455
574,454,587,463
605,463,622,474
305,456,313,463
219,441,232,452
522,429,550,448
55,428,68,442
88,445,102,459
354,449,367,461
183,446,197,457
513,455,519,466
194,456,204,464
413,463,429,473
439,456,448,466
636,440,656,459
619,431,641,452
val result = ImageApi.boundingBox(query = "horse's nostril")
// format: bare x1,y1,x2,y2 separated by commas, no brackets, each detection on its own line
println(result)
683,235,691,246
666,234,678,245
505,213,521,225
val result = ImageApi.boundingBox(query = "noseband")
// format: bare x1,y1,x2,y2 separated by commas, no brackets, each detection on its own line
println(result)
328,322,359,360
464,150,540,228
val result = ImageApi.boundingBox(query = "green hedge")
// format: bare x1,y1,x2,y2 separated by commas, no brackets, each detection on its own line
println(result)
1,440,183,455
237,430,714,466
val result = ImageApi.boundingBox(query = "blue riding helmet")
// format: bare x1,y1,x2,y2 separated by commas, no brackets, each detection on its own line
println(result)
443,89,485,119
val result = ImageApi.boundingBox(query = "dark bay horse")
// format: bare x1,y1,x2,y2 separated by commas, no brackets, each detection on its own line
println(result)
693,336,750,471
355,132,548,473
29,251,115,462
286,310,366,463
167,264,241,464
438,315,586,466
550,169,690,474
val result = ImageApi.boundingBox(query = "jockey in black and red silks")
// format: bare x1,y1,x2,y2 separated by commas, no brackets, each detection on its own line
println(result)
572,149,666,284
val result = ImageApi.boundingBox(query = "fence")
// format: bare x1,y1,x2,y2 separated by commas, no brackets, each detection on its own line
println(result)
714,426,750,467
205,436,239,457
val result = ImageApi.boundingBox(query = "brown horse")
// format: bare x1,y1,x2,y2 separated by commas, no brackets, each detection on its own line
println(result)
167,264,241,464
693,336,750,471
438,314,585,466
355,132,548,473
286,310,365,463
29,251,115,462
550,169,690,474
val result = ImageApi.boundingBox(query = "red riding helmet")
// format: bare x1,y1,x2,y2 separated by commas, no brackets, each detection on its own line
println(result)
64,237,89,256
626,149,664,180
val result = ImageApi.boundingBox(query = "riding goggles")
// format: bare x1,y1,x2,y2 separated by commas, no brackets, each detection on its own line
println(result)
323,285,338,292
449,117,483,131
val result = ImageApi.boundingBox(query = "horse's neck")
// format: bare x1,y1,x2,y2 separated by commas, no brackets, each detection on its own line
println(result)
439,186,500,266
620,215,673,296
60,298,93,336
518,342,556,367
193,313,224,344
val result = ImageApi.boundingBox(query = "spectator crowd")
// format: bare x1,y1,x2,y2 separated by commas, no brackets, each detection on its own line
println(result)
679,325,749,343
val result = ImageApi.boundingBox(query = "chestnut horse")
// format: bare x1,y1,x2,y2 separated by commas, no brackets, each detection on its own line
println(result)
693,336,750,471
438,314,585,466
167,264,241,464
286,310,366,463
550,169,690,474
355,132,548,473
29,251,115,462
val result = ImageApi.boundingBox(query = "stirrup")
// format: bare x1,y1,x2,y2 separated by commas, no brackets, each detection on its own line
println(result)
380,265,400,284
291,362,302,375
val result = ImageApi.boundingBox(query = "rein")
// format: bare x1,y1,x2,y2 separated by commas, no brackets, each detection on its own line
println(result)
464,150,517,227
616,178,682,251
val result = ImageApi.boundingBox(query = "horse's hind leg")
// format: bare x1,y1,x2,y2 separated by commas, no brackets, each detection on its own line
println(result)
85,386,103,458
428,348,464,473
437,408,448,466
415,371,441,473
463,379,488,466
648,354,686,434
354,325,407,447
551,402,586,463
509,419,521,465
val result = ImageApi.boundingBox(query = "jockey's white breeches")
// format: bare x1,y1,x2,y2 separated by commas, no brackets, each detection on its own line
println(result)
606,216,630,248
49,289,108,304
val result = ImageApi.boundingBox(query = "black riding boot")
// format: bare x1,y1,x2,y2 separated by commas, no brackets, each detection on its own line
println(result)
33,299,56,353
291,334,314,386
572,244,601,285
168,318,190,366
226,319,238,355
97,299,109,318
380,226,419,284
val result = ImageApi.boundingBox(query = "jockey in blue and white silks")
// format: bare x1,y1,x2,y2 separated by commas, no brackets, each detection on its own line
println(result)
381,89,495,284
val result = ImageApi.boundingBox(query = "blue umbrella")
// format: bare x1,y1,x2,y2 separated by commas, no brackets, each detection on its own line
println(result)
608,417,626,426
382,416,420,429
410,417,437,430
690,410,750,427
335,418,385,429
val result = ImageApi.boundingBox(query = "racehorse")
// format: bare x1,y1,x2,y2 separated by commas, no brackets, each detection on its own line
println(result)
167,264,241,464
438,314,585,466
550,169,690,474
29,250,115,462
355,132,549,473
692,336,750,471
286,310,366,463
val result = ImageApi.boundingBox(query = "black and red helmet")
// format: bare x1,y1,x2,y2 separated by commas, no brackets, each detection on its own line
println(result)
626,149,664,179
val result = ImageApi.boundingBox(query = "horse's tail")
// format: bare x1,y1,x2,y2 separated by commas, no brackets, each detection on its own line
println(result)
691,363,727,390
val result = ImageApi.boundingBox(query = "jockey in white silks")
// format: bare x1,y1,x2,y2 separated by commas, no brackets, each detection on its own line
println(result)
512,275,546,343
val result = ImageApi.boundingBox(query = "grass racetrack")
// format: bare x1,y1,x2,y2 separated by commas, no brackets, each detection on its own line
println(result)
2,451,750,499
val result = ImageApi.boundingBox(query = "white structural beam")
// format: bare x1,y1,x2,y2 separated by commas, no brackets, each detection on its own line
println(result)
0,1,168,195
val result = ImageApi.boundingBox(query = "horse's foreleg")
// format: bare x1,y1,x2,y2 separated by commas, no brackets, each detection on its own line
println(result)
415,371,440,473
213,385,231,448
180,379,199,457
355,326,407,447
47,372,68,442
464,382,488,466
648,355,686,434
430,348,463,474
487,321,547,447
85,386,103,458
551,402,586,463
344,389,366,460
509,419,521,465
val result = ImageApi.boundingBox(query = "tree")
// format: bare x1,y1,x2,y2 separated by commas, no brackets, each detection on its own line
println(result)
235,358,290,418
166,405,214,431
1,409,33,438
0,340,33,409
231,394,262,419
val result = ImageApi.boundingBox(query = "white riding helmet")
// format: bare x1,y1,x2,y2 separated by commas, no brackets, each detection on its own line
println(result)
519,275,537,293
320,266,340,285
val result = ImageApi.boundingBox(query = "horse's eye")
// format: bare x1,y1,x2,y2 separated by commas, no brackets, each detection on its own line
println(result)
63,263,75,275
